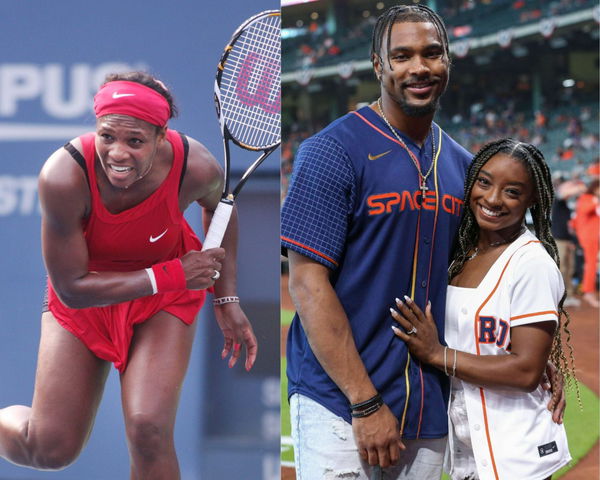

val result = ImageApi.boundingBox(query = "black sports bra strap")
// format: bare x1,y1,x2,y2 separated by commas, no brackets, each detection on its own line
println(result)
63,141,90,187
178,132,189,193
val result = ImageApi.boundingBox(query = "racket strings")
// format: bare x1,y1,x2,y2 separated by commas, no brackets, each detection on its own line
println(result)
222,21,279,144
219,13,280,149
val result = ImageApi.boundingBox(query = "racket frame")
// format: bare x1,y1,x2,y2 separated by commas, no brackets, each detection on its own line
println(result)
213,9,281,197
202,10,280,251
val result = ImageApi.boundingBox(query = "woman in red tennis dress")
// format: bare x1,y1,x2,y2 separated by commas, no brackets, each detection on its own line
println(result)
0,71,257,479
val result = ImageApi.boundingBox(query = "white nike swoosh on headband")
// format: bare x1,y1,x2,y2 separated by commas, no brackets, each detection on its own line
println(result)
112,92,135,98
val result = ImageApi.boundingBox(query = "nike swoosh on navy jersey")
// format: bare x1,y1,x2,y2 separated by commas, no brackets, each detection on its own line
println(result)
368,150,392,160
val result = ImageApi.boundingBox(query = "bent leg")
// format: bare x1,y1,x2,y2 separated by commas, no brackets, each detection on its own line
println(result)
0,312,110,470
121,311,197,480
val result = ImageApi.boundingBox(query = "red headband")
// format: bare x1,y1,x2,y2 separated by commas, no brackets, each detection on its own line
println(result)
94,80,170,127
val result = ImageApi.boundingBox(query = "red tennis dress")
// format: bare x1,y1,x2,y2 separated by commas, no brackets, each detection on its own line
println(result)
47,130,206,372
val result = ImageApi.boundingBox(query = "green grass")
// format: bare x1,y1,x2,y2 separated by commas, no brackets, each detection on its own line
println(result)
280,308,599,475
281,356,294,465
281,309,294,326
555,382,599,477
281,310,294,466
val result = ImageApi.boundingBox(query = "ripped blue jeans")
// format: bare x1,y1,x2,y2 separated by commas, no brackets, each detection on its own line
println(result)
290,393,446,480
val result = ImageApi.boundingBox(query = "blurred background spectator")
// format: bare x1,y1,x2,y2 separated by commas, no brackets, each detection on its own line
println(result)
552,175,587,307
571,178,600,307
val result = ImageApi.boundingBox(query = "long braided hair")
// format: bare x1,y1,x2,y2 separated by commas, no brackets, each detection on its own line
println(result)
449,138,578,390
371,4,450,70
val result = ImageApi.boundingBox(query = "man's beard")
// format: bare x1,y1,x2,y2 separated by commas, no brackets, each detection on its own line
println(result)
397,94,440,117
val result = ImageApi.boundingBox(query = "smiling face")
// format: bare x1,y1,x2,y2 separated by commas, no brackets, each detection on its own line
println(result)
374,21,449,118
95,115,165,190
469,153,536,238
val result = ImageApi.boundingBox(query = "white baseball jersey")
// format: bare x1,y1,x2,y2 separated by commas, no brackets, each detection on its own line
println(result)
444,229,571,480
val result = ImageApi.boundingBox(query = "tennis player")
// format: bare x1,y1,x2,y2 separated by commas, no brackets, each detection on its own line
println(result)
392,139,574,479
0,71,256,479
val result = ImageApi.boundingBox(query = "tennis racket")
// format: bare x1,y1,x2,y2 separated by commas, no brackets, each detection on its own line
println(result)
202,10,281,251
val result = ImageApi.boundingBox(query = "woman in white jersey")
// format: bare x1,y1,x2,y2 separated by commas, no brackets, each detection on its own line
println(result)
391,138,575,480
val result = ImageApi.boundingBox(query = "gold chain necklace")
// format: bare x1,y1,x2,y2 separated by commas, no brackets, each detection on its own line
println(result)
377,97,436,196
466,226,527,261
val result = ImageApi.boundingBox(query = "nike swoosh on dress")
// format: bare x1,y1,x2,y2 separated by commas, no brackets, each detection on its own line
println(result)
149,228,168,243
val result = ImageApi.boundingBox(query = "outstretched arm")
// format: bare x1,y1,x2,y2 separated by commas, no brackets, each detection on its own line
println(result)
182,137,257,371
204,204,257,371
289,251,404,468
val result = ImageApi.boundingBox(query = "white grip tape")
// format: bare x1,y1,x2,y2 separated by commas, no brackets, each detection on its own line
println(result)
202,200,234,251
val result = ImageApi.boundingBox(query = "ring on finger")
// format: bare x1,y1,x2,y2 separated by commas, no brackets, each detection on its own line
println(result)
406,325,417,335
211,270,220,280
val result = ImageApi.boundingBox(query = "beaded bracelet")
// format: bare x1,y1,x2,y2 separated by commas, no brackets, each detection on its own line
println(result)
213,296,240,306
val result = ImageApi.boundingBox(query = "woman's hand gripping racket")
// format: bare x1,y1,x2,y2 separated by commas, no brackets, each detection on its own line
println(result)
202,10,281,251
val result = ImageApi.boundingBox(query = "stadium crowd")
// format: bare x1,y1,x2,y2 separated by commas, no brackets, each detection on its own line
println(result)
281,96,599,306
283,0,598,72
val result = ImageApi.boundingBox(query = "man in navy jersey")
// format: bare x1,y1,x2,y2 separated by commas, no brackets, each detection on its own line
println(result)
281,5,471,479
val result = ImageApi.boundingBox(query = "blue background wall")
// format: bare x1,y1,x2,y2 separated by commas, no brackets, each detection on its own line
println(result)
0,1,280,479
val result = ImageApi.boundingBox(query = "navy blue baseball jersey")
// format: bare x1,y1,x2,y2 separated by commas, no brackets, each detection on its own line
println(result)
281,105,472,439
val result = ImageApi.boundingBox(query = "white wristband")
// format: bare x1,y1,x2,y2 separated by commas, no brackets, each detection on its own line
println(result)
145,268,158,295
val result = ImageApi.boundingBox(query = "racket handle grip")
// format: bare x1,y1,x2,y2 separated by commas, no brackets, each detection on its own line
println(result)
201,199,234,251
